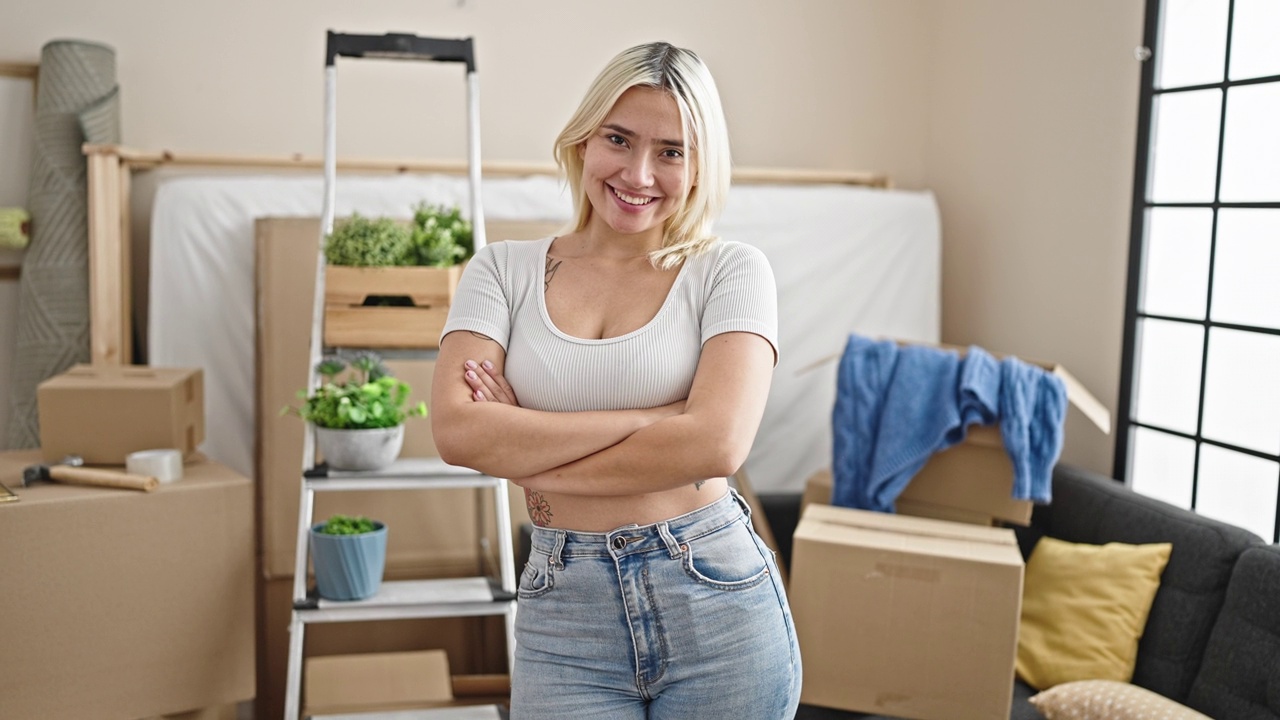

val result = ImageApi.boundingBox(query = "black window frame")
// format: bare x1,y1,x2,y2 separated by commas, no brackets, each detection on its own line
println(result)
1115,0,1280,543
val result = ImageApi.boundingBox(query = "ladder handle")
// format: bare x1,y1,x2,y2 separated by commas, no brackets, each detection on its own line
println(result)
325,31,476,71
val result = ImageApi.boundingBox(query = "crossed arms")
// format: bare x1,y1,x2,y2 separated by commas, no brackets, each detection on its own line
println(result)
429,330,774,496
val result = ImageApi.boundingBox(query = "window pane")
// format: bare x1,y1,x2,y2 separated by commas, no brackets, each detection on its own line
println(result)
1134,318,1205,434
1196,444,1278,541
1201,328,1280,455
1150,90,1223,203
1211,210,1280,329
1130,427,1196,508
1141,208,1212,319
1229,0,1280,81
1159,0,1229,88
1219,83,1280,202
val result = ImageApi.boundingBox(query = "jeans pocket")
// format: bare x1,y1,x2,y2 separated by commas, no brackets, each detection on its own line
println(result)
681,520,772,591
518,550,555,598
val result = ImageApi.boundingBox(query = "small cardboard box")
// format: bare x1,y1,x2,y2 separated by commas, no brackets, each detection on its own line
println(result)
37,364,204,464
304,650,454,716
0,450,254,720
807,340,1111,525
791,503,1024,720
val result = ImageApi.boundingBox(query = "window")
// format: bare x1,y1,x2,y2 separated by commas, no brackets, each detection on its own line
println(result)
1117,0,1280,542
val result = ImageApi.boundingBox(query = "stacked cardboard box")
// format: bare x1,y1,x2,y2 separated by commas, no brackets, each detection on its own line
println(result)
790,346,1110,720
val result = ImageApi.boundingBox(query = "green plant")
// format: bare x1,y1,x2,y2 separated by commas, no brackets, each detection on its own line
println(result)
324,213,414,267
318,514,378,535
285,352,428,429
410,202,473,267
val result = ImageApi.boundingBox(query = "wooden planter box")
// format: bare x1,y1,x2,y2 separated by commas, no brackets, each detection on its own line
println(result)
323,265,463,349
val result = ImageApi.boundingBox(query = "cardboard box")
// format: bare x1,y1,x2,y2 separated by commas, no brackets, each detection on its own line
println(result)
806,340,1111,525
0,450,254,720
790,503,1024,720
304,649,454,716
36,364,205,464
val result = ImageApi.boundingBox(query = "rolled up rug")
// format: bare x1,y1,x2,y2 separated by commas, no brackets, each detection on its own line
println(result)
7,39,120,449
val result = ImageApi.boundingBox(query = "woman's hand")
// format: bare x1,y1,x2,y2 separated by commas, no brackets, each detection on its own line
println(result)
464,359,520,406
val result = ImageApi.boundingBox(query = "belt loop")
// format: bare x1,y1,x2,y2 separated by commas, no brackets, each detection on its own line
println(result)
549,530,567,569
657,521,682,559
730,487,752,520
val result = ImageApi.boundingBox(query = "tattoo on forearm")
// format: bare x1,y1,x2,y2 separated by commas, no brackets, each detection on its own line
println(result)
695,480,706,490
544,256,563,292
527,491,554,527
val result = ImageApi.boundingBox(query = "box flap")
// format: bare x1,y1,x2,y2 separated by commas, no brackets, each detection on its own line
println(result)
796,504,1023,569
40,364,201,389
798,339,1111,434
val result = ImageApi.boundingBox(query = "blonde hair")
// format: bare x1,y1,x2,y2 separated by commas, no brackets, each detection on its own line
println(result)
553,42,731,270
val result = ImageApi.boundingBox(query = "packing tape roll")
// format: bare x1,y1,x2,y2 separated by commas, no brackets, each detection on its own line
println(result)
126,449,184,483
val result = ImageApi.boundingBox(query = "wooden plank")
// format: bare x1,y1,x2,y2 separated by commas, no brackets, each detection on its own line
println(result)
325,265,460,307
81,144,892,188
87,150,124,365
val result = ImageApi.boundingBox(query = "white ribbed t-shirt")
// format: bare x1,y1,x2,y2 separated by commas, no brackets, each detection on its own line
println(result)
440,236,778,413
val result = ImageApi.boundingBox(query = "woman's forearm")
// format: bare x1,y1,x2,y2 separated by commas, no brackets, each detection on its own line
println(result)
433,402,674,479
512,411,748,496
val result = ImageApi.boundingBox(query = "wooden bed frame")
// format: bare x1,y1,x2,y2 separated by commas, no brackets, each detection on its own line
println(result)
81,143,891,365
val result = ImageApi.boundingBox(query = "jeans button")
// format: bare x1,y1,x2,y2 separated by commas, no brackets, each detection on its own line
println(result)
611,536,626,550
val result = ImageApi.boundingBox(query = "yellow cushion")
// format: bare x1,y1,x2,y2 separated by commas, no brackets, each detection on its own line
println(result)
1016,537,1172,690
1029,679,1211,719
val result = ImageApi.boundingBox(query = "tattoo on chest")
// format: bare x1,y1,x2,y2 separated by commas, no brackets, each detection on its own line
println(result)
527,491,554,527
544,256,563,292
695,480,706,491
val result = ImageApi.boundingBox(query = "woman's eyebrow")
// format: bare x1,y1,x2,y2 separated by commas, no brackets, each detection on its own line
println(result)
603,123,683,148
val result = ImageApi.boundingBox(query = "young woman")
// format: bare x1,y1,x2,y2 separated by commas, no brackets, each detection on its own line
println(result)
432,41,801,719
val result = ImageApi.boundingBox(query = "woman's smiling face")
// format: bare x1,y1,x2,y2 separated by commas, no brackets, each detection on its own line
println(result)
578,86,694,240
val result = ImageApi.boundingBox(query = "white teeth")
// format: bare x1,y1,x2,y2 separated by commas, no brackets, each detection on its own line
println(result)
611,187,653,206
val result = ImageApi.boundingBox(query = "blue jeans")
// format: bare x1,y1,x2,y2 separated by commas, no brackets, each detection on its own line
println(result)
511,490,802,719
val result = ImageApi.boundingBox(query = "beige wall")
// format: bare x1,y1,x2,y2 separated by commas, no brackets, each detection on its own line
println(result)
0,0,1146,476
924,1,1145,473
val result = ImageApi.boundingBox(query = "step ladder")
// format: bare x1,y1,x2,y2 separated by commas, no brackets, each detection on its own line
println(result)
283,31,515,720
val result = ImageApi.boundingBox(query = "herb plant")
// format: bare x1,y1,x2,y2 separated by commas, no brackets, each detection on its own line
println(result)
286,352,428,429
324,213,414,267
318,514,378,535
410,202,474,267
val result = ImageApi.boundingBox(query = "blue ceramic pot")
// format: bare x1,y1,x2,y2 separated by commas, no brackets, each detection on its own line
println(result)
310,521,387,601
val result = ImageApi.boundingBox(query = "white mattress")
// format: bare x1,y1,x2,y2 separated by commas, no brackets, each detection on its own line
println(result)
149,174,939,492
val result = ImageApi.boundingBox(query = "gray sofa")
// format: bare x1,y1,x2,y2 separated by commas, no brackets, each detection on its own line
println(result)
761,463,1279,720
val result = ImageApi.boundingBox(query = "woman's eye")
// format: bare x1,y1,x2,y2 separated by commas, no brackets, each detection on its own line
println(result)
662,148,684,159
607,134,627,146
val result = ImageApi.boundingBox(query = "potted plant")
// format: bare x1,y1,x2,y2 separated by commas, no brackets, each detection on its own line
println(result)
310,513,387,601
287,352,428,471
322,204,474,349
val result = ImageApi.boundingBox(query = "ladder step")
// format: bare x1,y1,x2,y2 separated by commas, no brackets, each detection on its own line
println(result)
310,704,506,719
307,458,502,491
296,578,516,623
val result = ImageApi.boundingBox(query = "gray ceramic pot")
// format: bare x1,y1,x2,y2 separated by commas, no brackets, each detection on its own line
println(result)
315,425,404,471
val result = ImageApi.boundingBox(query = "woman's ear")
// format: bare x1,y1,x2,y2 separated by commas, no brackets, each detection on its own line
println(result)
577,141,587,160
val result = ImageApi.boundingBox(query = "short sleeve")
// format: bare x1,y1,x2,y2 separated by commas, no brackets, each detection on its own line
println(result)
701,242,779,363
440,241,511,349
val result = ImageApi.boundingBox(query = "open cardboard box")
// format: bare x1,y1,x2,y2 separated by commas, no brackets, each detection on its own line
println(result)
801,339,1111,525
790,502,1024,719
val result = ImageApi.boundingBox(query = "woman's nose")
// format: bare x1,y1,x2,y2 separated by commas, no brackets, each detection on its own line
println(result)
620,153,654,188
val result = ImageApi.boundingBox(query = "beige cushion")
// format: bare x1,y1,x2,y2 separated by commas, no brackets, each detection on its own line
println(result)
1017,537,1172,689
1029,679,1212,719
